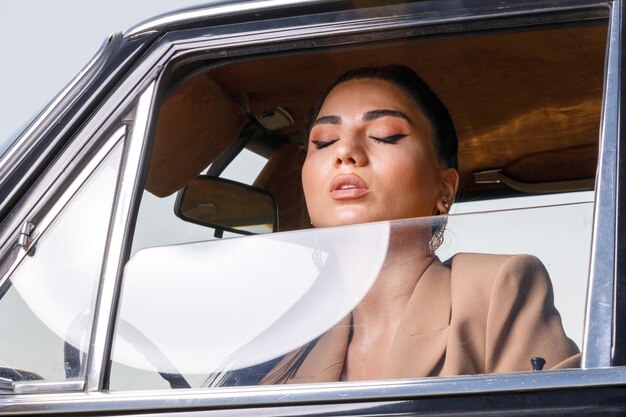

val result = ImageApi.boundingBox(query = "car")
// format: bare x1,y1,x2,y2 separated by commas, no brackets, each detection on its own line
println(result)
0,0,624,415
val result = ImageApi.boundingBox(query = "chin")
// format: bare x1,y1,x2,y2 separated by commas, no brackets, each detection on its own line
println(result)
325,211,380,227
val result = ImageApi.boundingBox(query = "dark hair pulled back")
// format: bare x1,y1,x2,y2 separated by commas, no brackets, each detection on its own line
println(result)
308,64,458,170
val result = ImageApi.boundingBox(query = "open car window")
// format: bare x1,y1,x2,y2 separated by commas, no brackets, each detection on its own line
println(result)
109,16,606,391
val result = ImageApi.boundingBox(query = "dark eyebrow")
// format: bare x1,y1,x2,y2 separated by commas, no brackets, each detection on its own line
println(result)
310,115,342,128
363,109,413,125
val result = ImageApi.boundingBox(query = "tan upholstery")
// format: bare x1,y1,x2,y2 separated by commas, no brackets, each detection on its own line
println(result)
253,142,311,231
145,73,246,197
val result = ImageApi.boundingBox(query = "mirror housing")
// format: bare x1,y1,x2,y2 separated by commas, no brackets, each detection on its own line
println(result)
175,176,277,235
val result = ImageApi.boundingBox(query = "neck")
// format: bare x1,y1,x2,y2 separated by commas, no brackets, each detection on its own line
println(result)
351,224,435,333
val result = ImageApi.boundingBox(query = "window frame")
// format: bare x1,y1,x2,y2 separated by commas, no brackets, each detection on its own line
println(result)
100,1,621,398
583,0,620,368
0,126,125,395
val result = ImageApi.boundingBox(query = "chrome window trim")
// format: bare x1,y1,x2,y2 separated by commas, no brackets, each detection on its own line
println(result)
2,367,626,415
582,0,620,368
126,0,608,38
0,36,111,176
159,5,609,59
9,382,84,395
0,126,125,290
127,0,320,36
84,82,158,392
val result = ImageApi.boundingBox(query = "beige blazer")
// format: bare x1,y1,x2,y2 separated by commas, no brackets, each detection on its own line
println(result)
263,253,580,384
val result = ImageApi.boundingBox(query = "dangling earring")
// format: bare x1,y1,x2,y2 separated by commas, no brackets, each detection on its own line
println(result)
428,199,449,255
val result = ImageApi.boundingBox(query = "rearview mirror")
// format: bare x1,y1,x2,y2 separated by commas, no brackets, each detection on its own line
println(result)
175,176,277,236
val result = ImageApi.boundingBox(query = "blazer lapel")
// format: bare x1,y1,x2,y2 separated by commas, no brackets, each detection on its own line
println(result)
283,315,351,383
279,258,452,383
381,258,452,379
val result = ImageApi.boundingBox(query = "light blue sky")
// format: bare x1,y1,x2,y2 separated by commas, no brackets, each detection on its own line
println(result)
0,1,212,141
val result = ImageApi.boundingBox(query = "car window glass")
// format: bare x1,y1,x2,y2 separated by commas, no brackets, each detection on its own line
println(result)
219,148,268,185
109,205,587,390
0,139,122,386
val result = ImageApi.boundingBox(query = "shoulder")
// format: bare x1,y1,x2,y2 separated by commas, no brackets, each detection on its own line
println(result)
447,253,552,300
448,252,545,274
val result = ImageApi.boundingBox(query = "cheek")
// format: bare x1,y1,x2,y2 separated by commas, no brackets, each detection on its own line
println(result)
301,155,325,202
377,152,440,206
378,151,433,183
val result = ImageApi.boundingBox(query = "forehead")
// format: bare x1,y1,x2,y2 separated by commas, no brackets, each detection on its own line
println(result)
319,78,419,116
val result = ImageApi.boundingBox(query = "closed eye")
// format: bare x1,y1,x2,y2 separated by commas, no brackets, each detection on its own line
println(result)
369,134,407,144
312,139,339,149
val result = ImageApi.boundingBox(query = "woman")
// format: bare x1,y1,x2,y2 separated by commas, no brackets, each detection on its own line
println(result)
259,65,580,384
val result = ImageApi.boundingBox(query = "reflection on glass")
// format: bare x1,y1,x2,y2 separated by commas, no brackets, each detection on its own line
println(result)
110,203,588,390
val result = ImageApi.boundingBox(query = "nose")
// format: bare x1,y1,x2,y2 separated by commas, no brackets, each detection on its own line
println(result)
334,136,368,167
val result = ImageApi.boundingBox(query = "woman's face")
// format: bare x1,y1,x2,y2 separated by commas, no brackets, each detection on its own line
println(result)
302,78,458,228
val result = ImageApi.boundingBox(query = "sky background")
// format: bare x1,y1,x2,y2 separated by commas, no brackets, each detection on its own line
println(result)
0,1,213,142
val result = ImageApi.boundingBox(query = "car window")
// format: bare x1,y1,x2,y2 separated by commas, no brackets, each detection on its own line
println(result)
109,207,586,390
109,20,605,390
0,132,123,387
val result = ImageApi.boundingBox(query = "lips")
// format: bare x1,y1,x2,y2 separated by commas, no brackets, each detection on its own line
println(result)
329,173,370,200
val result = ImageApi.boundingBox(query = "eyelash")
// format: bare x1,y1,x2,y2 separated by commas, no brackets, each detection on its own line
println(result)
312,139,339,149
369,134,407,144
311,134,407,149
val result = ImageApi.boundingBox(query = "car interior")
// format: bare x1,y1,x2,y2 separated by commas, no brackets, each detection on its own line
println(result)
144,22,606,235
